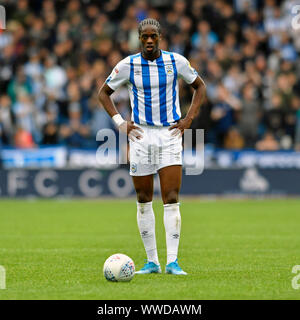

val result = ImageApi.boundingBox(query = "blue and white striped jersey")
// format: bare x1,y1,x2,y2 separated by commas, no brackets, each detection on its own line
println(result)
105,50,198,127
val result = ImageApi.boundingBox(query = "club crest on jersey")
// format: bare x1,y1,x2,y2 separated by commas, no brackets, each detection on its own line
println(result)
130,162,137,173
165,64,173,76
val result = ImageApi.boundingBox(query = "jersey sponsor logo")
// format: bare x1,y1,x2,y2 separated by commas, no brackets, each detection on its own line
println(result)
110,67,119,80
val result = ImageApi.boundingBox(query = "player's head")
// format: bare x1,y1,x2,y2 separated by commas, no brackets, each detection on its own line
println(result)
138,18,161,57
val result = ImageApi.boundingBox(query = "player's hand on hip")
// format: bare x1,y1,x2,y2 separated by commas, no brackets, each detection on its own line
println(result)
119,121,143,141
168,118,192,136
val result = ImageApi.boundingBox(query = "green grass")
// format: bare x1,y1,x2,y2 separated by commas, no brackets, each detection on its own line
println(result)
0,199,300,300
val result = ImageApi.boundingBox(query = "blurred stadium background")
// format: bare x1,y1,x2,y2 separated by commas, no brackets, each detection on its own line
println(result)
0,0,300,196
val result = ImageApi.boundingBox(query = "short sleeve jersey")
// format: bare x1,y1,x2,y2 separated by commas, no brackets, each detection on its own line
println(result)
105,50,198,126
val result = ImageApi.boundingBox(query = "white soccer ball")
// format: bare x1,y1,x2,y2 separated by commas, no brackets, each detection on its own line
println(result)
103,253,135,282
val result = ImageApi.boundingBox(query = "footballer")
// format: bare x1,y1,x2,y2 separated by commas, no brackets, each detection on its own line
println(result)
98,18,206,275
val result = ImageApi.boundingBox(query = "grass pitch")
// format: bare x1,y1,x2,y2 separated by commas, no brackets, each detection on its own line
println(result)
0,198,299,300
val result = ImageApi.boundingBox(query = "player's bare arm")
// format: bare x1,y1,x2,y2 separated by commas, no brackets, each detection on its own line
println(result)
169,76,206,136
98,83,143,140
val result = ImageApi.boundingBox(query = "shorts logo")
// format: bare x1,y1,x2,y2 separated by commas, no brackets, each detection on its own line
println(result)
130,162,137,173
165,65,173,76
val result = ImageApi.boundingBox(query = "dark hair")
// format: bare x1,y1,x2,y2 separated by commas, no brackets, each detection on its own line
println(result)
138,18,161,35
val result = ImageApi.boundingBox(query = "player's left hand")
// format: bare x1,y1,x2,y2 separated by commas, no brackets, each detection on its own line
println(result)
168,117,193,136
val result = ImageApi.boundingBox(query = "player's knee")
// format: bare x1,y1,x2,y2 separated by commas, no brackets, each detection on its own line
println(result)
136,190,153,203
163,190,179,204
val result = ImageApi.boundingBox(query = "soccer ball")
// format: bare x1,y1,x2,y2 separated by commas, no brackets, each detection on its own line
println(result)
103,253,135,282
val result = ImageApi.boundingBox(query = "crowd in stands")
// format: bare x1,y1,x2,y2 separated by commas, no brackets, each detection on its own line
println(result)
0,0,300,150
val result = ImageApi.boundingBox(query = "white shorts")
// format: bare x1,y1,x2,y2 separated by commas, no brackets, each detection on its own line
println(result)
129,124,182,176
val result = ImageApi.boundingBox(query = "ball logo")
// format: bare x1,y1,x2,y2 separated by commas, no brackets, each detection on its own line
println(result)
103,254,135,282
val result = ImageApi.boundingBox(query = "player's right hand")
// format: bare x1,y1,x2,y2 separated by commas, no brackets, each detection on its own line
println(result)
119,121,144,141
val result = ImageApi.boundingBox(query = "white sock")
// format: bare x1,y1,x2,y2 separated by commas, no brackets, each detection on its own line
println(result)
163,203,181,265
137,201,159,265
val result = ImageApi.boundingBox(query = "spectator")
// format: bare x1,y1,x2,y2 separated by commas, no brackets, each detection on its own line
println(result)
44,56,67,99
0,44,15,93
11,0,30,25
42,122,59,145
14,127,36,149
7,67,32,104
224,127,245,150
275,74,294,112
59,103,90,148
255,131,280,151
205,60,223,100
12,93,36,137
0,0,299,151
223,64,245,96
223,32,241,62
209,84,241,146
0,95,13,145
280,33,298,62
191,21,218,53
265,6,288,50
264,93,284,137
237,83,261,148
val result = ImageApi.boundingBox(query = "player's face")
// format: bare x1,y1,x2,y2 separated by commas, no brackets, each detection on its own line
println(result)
139,26,161,57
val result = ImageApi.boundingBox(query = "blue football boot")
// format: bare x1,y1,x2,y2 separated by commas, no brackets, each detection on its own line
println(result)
135,261,162,274
165,259,187,275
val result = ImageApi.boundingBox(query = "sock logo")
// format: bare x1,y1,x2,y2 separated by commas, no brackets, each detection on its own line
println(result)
141,231,148,237
172,234,179,239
